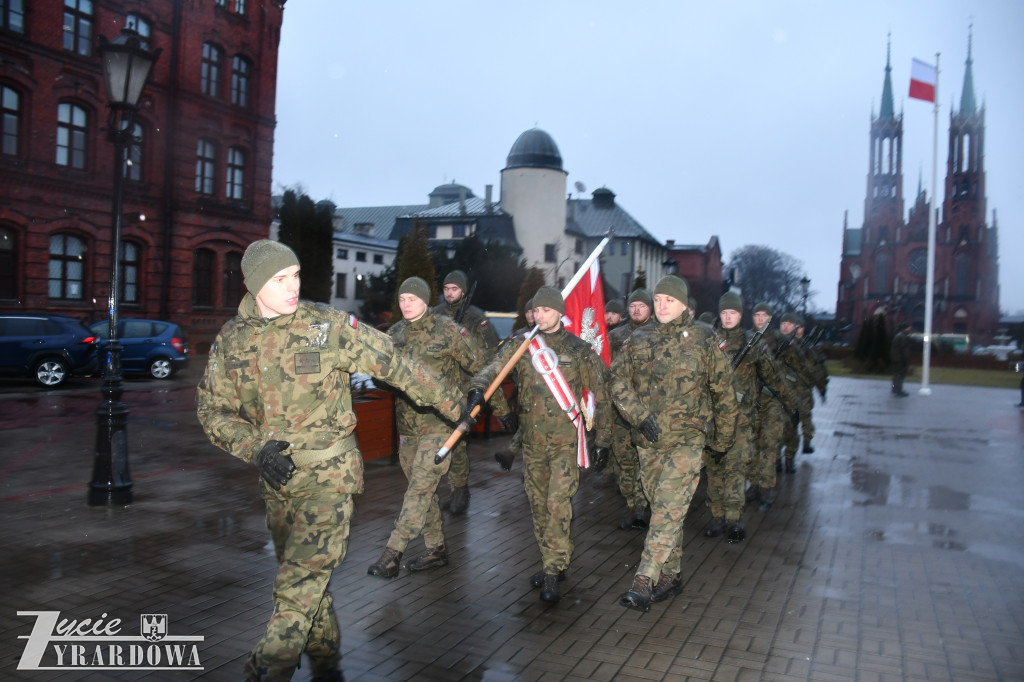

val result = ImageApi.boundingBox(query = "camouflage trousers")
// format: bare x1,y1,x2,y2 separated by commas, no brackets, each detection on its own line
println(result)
387,433,452,552
522,443,580,573
703,417,753,522
445,439,470,488
635,443,702,579
610,419,647,511
752,399,786,489
782,388,815,462
245,492,353,682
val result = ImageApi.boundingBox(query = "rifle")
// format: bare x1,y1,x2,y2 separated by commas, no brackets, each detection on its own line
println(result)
773,331,797,359
800,326,823,349
453,280,478,324
731,316,771,369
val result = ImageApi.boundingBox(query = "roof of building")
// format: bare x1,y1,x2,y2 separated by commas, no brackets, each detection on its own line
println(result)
411,196,504,219
333,204,428,241
566,191,661,245
333,231,398,250
504,128,563,171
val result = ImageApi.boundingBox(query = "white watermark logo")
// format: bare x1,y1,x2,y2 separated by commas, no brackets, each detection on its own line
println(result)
16,611,203,671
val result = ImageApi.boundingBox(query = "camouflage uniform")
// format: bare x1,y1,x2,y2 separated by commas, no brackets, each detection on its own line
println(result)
752,328,797,503
607,318,654,522
433,298,500,491
470,326,611,576
197,297,460,682
384,310,506,554
610,311,739,584
778,338,819,466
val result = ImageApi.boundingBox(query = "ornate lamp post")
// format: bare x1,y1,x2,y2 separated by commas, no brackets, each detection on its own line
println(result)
800,276,810,317
88,28,160,506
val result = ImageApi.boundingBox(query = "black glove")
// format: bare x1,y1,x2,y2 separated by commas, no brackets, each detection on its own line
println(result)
494,449,517,471
591,446,610,473
706,448,727,465
465,388,485,418
499,412,519,434
254,440,294,490
637,415,661,444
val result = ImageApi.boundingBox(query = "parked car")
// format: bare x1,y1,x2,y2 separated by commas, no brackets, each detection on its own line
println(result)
89,318,189,379
0,314,99,387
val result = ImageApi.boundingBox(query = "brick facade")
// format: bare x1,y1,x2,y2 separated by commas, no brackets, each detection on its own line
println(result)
0,0,283,352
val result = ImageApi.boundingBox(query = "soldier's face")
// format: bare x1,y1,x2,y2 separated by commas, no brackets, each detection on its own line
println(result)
654,294,686,324
628,302,650,323
255,265,300,319
525,308,535,324
399,293,428,322
781,321,796,335
720,309,741,330
605,311,622,326
534,306,561,333
753,311,770,330
443,284,464,305
796,326,805,338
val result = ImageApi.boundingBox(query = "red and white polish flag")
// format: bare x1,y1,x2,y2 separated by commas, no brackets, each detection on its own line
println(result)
909,58,936,103
561,259,611,366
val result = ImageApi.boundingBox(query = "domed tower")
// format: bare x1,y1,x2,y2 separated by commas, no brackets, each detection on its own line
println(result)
499,128,570,285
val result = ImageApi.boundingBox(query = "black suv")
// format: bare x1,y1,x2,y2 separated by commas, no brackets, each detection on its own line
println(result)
0,314,99,387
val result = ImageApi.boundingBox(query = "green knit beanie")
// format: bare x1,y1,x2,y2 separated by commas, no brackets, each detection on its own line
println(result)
443,270,468,292
532,286,565,314
628,289,653,309
653,275,689,305
242,239,299,297
781,312,801,325
398,276,431,304
753,301,773,316
605,299,625,315
719,291,743,313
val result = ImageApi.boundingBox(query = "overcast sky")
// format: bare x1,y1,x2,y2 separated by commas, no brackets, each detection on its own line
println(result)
272,1,1024,315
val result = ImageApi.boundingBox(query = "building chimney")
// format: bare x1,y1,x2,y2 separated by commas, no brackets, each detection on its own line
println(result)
459,187,466,215
485,184,492,214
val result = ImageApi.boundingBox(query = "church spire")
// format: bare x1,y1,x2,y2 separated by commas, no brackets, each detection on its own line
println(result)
960,25,977,115
879,34,895,120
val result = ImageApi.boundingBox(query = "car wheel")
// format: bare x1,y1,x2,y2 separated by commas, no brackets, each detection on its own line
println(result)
35,358,69,387
149,357,174,379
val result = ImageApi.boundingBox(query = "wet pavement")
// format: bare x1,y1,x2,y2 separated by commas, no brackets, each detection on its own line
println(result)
1,373,1022,681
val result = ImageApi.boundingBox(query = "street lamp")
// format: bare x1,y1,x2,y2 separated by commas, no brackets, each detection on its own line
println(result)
88,28,160,506
799,276,810,317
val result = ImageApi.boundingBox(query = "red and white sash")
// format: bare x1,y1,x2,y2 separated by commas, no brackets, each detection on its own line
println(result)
528,335,594,468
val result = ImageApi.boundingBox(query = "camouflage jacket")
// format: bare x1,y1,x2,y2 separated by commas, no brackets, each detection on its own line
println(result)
388,310,508,436
607,318,654,359
197,297,461,493
470,326,612,451
610,312,739,452
777,335,819,391
434,300,500,350
718,325,795,422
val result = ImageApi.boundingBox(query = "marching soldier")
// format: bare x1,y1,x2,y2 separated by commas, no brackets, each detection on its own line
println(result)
467,286,611,604
367,278,514,579
610,276,739,611
607,289,656,530
433,270,500,514
197,240,462,682
890,321,912,397
777,313,820,473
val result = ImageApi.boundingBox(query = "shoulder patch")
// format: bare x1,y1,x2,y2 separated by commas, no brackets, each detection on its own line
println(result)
460,327,468,336
348,315,359,329
480,319,489,327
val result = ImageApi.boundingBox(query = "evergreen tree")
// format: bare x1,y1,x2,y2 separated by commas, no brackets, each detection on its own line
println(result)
633,268,648,291
277,189,333,303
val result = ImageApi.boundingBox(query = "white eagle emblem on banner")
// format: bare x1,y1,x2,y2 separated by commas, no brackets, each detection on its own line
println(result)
578,307,604,356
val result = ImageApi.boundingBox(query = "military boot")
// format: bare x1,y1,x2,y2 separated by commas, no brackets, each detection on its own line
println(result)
631,504,650,530
784,457,796,474
540,573,562,603
703,517,727,538
617,506,637,530
802,438,815,454
650,572,683,603
726,521,746,543
406,544,448,571
530,568,566,588
758,486,775,511
310,670,345,682
620,574,652,611
448,486,470,515
367,547,402,579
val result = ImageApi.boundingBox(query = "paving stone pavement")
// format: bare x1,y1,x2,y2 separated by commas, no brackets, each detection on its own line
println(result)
0,375,1022,681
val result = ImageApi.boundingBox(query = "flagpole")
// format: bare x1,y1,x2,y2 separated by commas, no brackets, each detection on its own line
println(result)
434,227,614,463
920,52,939,397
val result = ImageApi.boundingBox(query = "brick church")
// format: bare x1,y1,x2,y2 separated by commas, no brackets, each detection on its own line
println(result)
836,35,1000,344
0,0,283,352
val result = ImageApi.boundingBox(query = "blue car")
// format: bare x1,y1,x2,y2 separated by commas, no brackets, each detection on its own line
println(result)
90,318,189,379
0,314,100,387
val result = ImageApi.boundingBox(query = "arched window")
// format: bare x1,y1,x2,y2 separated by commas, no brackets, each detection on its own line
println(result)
121,241,140,303
193,248,214,306
49,234,86,300
125,13,151,38
873,252,889,293
201,43,222,97
63,0,93,56
2,0,25,33
0,225,16,299
231,56,251,107
223,251,244,308
56,103,88,169
226,147,245,200
195,139,216,195
1,85,20,157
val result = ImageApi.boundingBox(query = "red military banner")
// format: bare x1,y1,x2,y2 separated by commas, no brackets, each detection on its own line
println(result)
561,259,610,366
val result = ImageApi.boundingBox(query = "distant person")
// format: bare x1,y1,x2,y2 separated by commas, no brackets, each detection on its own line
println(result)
197,240,462,682
605,299,626,330
890,322,912,397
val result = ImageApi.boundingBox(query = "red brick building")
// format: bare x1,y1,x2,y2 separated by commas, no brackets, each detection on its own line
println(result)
837,37,1000,344
0,0,283,351
662,237,724,315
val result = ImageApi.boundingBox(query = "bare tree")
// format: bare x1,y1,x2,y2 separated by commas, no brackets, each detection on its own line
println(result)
726,245,808,320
